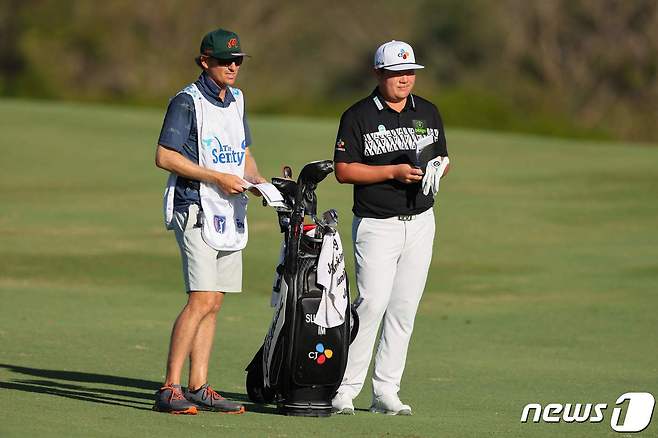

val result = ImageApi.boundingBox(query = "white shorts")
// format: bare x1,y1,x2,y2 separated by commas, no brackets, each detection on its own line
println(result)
172,204,242,293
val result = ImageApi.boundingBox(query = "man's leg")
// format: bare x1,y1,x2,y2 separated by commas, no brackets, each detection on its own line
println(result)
337,217,403,400
164,292,221,386
188,292,224,390
155,291,218,414
372,210,435,400
181,249,244,414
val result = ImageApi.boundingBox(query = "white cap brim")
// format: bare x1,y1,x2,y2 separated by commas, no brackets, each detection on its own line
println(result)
380,63,424,71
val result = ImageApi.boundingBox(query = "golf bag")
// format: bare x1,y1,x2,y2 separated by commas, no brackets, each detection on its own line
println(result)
245,160,359,417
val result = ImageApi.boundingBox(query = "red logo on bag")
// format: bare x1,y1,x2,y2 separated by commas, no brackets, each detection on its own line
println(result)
227,38,238,48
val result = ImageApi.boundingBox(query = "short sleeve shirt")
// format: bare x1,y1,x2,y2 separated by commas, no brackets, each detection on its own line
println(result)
333,88,448,218
157,72,252,212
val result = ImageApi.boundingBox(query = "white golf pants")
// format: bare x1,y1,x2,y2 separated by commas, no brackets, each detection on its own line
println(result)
339,208,435,400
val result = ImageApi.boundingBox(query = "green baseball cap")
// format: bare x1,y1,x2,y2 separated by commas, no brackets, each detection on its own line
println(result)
200,28,248,60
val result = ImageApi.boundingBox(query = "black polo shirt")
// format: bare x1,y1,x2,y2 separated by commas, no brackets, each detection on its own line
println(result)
333,88,448,219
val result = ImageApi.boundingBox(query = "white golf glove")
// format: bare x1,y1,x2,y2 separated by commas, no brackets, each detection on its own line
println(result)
422,156,450,196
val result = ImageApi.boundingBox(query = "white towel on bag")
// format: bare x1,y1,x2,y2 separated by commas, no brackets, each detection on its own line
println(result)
314,231,348,328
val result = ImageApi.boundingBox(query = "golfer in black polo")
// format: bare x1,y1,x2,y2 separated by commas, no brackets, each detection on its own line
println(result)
332,40,451,415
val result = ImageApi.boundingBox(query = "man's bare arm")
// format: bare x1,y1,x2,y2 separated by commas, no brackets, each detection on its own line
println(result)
155,145,246,195
334,162,424,185
243,147,266,196
243,147,266,184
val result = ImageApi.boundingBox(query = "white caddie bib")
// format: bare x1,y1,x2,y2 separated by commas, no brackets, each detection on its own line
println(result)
162,83,249,251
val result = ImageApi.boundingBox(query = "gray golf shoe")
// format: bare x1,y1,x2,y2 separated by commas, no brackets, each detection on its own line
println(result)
184,384,245,414
153,384,198,415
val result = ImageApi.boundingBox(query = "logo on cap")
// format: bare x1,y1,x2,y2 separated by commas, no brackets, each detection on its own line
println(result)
227,38,238,48
398,49,409,60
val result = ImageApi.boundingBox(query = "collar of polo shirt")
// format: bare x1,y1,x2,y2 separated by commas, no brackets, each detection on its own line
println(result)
371,87,416,112
196,71,236,107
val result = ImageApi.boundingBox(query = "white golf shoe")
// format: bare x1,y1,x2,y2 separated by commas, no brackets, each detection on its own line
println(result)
331,392,355,415
370,394,412,416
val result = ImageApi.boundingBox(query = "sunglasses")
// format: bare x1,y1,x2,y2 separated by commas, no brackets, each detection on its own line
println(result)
211,56,243,67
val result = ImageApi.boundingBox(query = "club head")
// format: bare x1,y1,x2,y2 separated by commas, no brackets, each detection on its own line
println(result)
298,160,334,186
271,177,298,208
321,209,338,227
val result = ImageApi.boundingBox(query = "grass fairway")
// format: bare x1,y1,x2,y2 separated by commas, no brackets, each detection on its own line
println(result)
1,97,657,438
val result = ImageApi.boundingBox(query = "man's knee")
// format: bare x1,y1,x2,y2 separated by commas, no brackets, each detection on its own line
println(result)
187,292,223,316
209,296,223,314
355,296,387,323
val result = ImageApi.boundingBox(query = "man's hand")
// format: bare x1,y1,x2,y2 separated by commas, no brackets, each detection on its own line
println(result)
214,173,247,195
243,147,265,196
244,174,267,196
422,156,450,196
244,174,267,185
392,164,424,184
156,146,247,195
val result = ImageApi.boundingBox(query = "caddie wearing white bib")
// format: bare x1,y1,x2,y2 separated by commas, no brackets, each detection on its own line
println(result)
153,28,266,415
332,40,451,416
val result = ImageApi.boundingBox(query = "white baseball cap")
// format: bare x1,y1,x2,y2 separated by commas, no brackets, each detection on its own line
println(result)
374,40,424,71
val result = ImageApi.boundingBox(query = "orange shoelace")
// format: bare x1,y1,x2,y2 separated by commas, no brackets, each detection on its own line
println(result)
163,385,186,402
204,386,225,401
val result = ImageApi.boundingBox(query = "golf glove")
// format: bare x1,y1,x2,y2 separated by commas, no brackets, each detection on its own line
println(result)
422,156,450,196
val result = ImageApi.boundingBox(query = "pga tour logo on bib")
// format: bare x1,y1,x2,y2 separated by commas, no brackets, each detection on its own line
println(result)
214,215,226,234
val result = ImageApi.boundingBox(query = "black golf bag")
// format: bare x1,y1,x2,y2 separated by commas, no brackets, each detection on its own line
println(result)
245,160,358,417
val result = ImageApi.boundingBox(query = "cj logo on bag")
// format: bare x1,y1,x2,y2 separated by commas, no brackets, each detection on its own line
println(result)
521,392,655,433
308,343,333,365
213,215,226,233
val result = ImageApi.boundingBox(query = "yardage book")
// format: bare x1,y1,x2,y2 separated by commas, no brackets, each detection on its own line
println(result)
240,179,286,208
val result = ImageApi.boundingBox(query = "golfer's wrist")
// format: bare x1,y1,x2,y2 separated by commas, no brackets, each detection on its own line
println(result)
388,164,406,181
387,165,398,180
